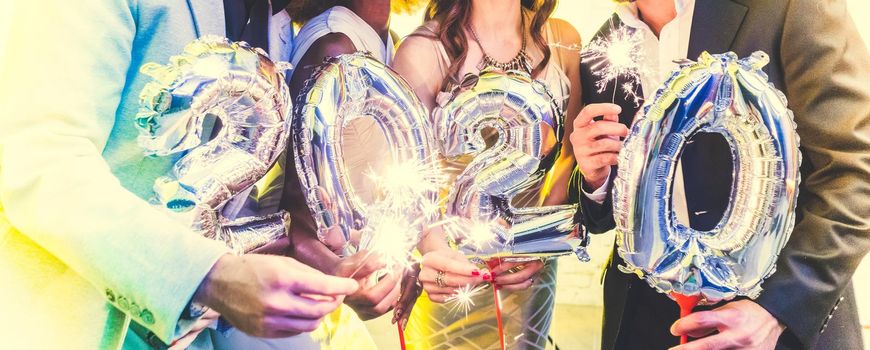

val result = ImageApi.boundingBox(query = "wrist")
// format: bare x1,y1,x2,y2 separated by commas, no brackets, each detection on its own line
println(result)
582,176,606,192
193,253,236,309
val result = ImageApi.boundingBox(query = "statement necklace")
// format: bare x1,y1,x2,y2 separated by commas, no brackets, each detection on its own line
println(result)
468,14,533,74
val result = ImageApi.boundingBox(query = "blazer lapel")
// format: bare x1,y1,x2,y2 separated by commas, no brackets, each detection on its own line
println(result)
186,0,226,38
687,0,748,59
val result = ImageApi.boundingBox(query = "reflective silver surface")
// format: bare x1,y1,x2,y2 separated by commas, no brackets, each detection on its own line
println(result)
291,52,440,258
613,52,802,304
136,36,292,253
433,69,586,262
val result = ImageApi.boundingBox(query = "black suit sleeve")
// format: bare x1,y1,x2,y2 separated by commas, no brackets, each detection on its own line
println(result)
753,0,870,347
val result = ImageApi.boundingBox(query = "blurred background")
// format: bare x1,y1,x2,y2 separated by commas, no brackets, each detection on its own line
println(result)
0,1,867,349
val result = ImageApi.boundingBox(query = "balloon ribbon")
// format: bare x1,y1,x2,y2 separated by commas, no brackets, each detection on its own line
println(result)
672,293,702,345
397,323,407,350
487,259,506,350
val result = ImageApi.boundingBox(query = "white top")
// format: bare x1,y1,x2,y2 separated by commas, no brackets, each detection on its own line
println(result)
589,0,695,222
289,6,393,69
616,0,696,95
268,7,295,62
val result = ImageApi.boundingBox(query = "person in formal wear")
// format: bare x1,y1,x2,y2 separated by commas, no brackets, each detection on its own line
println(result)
391,0,582,348
0,1,360,349
571,0,870,349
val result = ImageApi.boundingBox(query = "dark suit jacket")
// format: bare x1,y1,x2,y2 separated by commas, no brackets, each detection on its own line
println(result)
572,0,870,349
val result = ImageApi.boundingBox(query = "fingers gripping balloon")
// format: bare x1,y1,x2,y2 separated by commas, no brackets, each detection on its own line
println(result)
433,69,587,262
613,51,801,326
292,52,441,266
135,36,292,254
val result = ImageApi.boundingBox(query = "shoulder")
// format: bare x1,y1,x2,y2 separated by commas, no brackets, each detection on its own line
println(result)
306,32,357,59
546,18,581,46
396,22,442,58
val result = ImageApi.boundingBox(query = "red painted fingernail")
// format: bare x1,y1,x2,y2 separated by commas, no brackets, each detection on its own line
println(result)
482,273,492,281
471,270,480,276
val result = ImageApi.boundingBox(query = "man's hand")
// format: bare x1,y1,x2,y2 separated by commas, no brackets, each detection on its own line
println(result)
570,103,627,190
193,254,359,338
670,300,785,350
332,250,402,320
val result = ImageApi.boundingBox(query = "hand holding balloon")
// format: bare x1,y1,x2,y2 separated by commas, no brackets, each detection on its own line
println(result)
419,248,490,303
669,300,784,350
570,103,627,190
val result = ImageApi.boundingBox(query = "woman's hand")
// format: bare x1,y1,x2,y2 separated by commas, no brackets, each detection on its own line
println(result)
570,103,628,190
332,250,402,320
419,249,490,303
489,259,545,292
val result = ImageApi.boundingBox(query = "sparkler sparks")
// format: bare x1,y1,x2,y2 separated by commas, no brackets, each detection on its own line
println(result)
581,24,647,106
358,158,447,271
551,22,647,106
445,284,488,317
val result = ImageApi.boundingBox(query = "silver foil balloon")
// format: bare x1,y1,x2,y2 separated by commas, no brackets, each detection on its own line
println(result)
136,36,292,254
291,52,440,257
613,51,801,304
433,69,587,262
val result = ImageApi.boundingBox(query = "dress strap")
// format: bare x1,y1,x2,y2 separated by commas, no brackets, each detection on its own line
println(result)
408,24,451,80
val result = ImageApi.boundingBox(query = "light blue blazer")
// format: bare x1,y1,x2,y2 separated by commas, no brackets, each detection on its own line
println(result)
0,0,292,349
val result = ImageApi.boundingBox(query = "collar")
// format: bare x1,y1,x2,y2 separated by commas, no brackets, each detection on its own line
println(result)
615,0,695,30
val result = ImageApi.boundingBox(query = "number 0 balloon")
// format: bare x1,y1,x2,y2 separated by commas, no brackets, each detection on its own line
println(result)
291,52,440,259
613,51,801,306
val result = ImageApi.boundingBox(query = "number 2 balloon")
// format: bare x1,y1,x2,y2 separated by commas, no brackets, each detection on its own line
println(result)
135,36,292,254
433,68,587,262
613,51,801,307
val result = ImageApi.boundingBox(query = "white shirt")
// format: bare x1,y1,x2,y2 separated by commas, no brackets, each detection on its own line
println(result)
289,6,393,68
585,0,695,224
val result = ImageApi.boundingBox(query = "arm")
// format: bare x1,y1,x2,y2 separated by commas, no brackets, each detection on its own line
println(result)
392,34,445,112
0,1,361,342
754,0,870,345
283,32,402,320
542,19,582,207
569,49,626,234
0,0,229,342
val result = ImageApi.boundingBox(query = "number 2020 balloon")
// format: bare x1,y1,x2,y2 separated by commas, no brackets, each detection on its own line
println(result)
433,69,588,262
613,51,801,305
136,36,291,254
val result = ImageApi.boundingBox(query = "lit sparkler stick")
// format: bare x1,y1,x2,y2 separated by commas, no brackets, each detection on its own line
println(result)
582,22,647,106
551,20,648,106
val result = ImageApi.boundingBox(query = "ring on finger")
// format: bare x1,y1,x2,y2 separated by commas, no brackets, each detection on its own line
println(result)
435,270,447,288
507,265,525,274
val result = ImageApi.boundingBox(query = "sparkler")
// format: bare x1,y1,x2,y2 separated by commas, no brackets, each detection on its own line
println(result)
445,283,488,318
581,22,647,106
358,158,447,272
552,20,647,106
584,23,646,106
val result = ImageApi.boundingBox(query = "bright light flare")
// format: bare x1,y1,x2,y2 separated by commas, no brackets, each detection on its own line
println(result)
358,158,448,271
445,284,487,318
581,24,647,106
